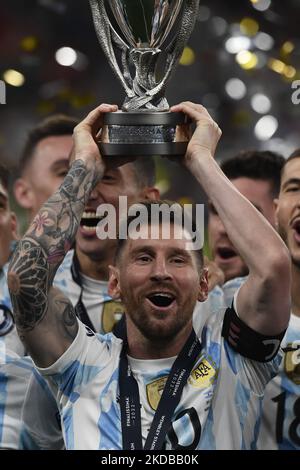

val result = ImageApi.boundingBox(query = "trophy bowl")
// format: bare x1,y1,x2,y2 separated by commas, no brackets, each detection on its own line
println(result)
89,0,200,156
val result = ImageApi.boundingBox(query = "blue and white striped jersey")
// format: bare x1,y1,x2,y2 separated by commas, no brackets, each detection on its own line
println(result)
257,313,300,450
0,266,24,356
0,343,35,449
36,303,280,450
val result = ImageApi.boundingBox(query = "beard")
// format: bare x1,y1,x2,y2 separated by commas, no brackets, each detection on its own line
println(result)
121,290,196,343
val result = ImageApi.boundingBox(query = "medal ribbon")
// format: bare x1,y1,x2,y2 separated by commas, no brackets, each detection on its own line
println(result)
119,328,202,450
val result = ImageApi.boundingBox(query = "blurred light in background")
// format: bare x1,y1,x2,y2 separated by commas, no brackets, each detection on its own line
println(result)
251,93,271,113
180,47,196,66
197,6,211,22
225,36,251,54
253,32,274,51
236,50,258,69
225,78,247,100
20,36,39,52
211,17,227,36
3,69,25,87
240,17,259,36
254,115,278,140
250,0,272,12
261,137,295,157
268,58,285,74
283,65,296,79
281,41,295,55
268,58,297,79
55,47,77,67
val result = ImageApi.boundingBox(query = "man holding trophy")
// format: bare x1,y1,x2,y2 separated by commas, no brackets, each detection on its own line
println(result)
8,101,290,449
7,0,291,450
89,0,199,156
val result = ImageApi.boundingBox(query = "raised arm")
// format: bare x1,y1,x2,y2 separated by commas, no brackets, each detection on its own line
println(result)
8,104,118,367
172,102,291,336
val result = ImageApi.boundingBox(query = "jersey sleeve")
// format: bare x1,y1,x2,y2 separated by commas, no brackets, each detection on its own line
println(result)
193,277,246,335
34,320,118,406
219,295,283,395
21,370,64,450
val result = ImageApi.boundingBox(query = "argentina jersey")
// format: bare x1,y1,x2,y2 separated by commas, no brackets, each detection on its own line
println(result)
257,313,300,450
53,250,121,333
0,265,24,356
193,276,245,332
0,344,36,449
36,302,280,450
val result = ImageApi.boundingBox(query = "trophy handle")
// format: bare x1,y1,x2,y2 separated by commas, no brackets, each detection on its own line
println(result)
123,0,200,111
150,0,201,100
89,0,135,98
151,0,184,49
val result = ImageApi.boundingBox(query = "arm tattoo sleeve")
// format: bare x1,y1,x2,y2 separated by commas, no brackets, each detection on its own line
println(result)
8,159,99,333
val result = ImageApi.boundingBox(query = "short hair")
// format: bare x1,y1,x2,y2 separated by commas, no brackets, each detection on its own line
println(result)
283,148,300,170
221,150,285,197
131,157,156,188
19,114,79,175
0,162,10,191
115,199,203,270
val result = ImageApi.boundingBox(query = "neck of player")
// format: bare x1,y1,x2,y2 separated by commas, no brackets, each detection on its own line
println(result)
126,318,194,359
76,247,115,281
291,262,300,317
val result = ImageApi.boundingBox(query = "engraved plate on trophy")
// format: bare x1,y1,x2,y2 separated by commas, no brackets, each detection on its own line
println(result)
89,0,200,156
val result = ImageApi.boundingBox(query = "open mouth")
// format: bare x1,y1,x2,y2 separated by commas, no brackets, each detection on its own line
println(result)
292,219,300,243
292,220,300,235
80,211,103,231
217,247,237,260
147,292,176,308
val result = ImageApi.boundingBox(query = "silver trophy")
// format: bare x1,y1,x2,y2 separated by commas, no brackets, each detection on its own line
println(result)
89,0,200,156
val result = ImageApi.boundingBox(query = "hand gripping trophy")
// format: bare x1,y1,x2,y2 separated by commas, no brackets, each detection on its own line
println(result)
89,0,200,156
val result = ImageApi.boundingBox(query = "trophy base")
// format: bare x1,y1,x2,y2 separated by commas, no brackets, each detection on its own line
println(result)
100,111,190,157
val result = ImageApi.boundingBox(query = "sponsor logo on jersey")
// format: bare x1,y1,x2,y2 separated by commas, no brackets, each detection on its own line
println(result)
284,342,300,385
188,356,217,389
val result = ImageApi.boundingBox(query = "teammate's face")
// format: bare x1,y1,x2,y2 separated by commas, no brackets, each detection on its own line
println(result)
0,182,18,269
16,135,72,220
275,157,300,268
109,224,208,342
208,177,276,282
76,164,154,260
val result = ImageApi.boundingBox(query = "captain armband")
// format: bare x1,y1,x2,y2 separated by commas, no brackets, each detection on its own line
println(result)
221,305,286,362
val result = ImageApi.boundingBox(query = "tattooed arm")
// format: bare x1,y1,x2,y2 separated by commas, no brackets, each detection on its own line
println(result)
8,104,118,367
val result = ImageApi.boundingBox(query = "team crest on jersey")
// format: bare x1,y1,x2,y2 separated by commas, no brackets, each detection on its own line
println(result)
188,356,217,389
284,342,300,385
146,376,168,411
102,301,124,333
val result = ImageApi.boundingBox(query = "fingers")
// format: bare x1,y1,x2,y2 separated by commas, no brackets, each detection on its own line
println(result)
171,101,213,123
171,101,222,136
74,104,118,137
